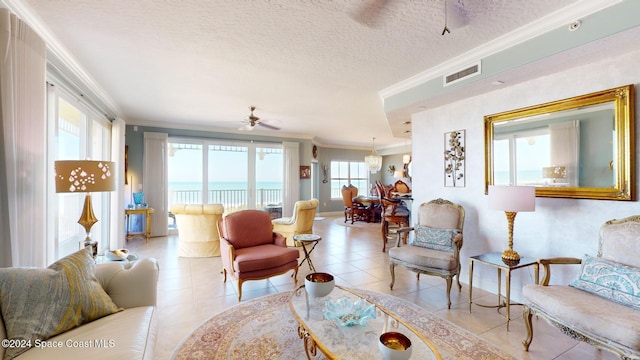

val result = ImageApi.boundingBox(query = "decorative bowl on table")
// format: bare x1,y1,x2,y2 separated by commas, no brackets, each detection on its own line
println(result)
305,272,335,298
379,332,413,360
323,297,377,326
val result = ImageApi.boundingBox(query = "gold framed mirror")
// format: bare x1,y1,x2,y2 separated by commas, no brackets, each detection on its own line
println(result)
484,84,634,200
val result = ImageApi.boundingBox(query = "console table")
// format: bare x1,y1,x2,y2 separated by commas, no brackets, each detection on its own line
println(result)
125,207,154,242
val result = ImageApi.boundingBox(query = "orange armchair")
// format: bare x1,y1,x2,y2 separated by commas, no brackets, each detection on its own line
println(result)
218,210,300,301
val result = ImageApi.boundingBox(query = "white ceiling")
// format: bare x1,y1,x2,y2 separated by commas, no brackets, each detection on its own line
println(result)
7,0,626,150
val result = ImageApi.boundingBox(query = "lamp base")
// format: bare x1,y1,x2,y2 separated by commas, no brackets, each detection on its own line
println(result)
82,238,98,259
501,248,521,262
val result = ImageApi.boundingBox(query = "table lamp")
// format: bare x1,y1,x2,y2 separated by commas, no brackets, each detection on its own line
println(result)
488,185,535,262
55,160,116,257
542,166,566,183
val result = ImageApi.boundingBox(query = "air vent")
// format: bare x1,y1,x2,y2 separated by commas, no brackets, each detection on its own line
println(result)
443,62,481,86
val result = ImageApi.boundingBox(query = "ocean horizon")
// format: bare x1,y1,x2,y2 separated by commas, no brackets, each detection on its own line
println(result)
169,181,283,191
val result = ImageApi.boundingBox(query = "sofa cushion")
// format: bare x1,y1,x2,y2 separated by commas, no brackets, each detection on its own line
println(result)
411,225,459,252
0,248,121,359
569,255,640,310
523,284,640,352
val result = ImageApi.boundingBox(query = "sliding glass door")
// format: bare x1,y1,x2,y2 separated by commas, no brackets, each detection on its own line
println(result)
168,140,283,216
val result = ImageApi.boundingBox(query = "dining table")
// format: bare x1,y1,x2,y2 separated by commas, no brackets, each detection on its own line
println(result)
354,195,380,223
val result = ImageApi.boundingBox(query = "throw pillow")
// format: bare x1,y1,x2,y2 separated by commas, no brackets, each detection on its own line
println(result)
0,248,122,359
569,254,640,310
412,225,460,252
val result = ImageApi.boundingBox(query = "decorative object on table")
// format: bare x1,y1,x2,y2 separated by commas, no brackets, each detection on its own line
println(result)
300,165,310,179
379,332,413,360
444,129,465,187
542,166,566,184
55,160,116,258
365,137,383,173
305,272,335,297
323,297,377,327
132,191,145,206
488,185,535,262
104,248,139,261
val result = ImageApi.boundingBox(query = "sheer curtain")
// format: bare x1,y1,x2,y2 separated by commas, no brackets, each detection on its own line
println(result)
0,9,46,267
282,141,300,217
144,132,168,237
550,120,580,186
110,118,126,250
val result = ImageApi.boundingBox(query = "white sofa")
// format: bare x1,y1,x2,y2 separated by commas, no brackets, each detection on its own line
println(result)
522,216,640,359
0,258,159,360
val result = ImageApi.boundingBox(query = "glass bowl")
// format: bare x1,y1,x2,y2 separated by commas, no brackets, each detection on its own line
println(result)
323,297,376,326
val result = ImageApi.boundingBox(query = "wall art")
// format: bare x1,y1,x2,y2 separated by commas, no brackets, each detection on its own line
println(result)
444,129,465,187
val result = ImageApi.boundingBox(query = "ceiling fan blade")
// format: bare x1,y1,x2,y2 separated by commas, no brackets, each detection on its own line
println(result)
238,123,254,131
258,122,280,130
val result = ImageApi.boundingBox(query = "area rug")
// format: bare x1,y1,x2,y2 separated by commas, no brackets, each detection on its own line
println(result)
172,288,515,360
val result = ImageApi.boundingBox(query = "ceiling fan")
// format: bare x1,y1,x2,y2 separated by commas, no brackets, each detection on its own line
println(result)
239,106,280,131
351,0,467,31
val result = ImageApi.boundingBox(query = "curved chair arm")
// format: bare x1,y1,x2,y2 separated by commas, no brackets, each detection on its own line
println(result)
538,257,582,286
220,236,237,273
394,226,414,247
273,232,287,247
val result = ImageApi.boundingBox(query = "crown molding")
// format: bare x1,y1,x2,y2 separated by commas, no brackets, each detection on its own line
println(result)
378,0,621,100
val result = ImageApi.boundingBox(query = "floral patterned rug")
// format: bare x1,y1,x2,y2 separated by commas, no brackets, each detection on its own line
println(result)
172,288,515,360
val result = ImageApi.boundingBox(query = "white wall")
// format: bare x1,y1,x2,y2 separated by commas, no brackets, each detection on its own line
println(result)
411,49,640,301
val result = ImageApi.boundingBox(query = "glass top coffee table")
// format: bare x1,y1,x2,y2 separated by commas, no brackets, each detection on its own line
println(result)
289,285,441,359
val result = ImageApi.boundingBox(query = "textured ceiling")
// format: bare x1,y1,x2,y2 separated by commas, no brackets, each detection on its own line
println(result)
19,0,584,149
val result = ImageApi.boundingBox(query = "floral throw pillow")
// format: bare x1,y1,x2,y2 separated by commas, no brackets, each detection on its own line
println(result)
412,225,459,252
569,254,640,310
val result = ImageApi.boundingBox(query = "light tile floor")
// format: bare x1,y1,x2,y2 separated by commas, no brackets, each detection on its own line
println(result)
125,216,617,360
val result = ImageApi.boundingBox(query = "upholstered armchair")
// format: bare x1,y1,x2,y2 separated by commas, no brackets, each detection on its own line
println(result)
170,204,224,257
388,199,465,309
342,185,368,224
218,210,300,301
272,198,319,247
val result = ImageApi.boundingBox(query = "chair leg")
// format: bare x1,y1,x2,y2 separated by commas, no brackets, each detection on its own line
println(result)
389,263,396,290
456,271,462,291
291,266,299,284
445,277,453,309
381,221,388,252
237,279,244,302
222,268,227,282
523,306,534,351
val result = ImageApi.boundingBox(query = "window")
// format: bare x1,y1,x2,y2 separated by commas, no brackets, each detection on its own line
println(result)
50,87,112,259
330,161,368,199
494,129,550,185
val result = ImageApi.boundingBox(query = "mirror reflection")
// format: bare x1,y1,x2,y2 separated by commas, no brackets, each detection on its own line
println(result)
485,85,634,200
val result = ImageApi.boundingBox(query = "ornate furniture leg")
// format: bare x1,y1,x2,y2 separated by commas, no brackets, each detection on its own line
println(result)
522,305,534,350
389,263,396,289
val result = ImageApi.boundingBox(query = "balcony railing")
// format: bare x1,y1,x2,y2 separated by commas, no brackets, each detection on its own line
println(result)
169,188,282,212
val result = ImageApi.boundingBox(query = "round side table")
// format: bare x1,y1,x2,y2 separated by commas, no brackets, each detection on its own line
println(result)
293,234,321,272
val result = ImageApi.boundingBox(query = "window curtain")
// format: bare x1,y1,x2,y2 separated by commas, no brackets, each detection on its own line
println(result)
282,141,300,217
109,118,126,250
0,9,46,267
143,132,168,237
550,120,580,186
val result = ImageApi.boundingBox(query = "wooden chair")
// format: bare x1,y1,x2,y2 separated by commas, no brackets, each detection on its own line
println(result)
392,179,411,194
388,199,465,309
341,185,368,223
376,181,410,252
218,210,299,301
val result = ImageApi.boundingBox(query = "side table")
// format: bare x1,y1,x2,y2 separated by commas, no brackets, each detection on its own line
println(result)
293,234,321,272
125,207,154,242
468,252,539,330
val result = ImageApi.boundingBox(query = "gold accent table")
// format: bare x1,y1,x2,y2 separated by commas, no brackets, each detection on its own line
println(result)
125,207,154,242
468,252,539,330
289,285,441,359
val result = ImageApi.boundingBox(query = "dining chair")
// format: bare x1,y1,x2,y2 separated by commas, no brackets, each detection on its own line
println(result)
341,185,368,223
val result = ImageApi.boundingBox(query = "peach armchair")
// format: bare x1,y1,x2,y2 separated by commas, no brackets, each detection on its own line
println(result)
170,204,224,257
218,210,299,301
272,198,319,246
